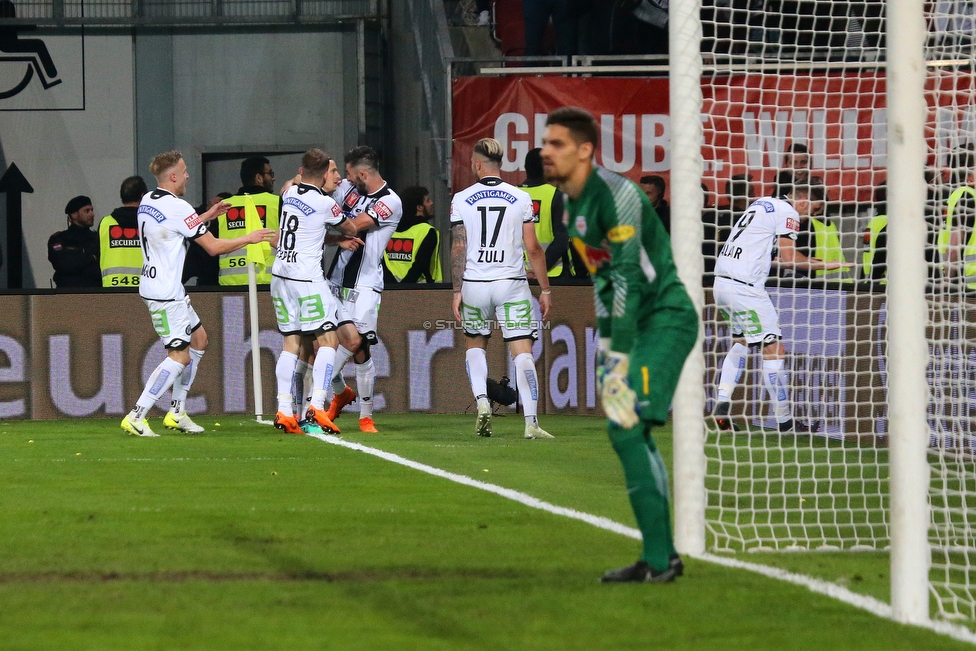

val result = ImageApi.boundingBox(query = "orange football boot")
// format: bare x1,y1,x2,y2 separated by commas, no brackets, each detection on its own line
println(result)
326,386,357,421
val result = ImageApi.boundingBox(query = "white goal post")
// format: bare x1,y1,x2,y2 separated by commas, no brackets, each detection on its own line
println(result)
670,0,973,625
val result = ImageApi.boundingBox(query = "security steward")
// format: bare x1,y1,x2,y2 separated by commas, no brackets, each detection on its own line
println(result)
48,195,101,288
521,148,571,279
383,185,442,284
217,156,280,285
861,185,887,283
98,176,147,287
786,184,851,282
937,174,976,287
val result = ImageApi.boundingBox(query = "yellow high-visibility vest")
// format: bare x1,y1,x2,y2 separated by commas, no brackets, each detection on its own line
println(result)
811,217,851,282
522,183,563,277
937,186,976,287
217,192,280,285
98,215,142,287
383,222,443,282
861,214,887,283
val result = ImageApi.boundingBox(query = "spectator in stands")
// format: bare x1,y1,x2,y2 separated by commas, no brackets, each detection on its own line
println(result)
523,0,578,57
48,195,100,288
476,0,490,26
622,0,669,55
383,185,442,284
702,182,713,209
703,173,755,285
640,175,670,234
775,143,811,194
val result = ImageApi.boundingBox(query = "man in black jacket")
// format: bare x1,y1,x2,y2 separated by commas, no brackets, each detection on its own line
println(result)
49,195,100,288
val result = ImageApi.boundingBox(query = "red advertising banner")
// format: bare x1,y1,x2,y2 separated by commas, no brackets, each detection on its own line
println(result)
452,76,670,192
452,73,975,204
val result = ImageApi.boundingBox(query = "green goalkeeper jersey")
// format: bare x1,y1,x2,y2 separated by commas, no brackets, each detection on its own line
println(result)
566,166,696,354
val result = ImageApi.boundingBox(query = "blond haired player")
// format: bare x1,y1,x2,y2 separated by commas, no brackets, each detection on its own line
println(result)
450,137,553,440
121,150,273,437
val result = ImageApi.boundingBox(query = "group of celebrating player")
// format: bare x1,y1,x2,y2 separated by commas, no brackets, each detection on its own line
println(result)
116,104,830,583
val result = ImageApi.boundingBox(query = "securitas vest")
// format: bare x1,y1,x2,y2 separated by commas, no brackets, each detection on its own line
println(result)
811,217,851,282
99,215,142,287
937,186,976,287
523,183,563,277
383,222,443,282
217,192,279,285
861,214,887,283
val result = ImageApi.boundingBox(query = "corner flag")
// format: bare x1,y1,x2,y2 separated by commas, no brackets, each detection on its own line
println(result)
243,195,273,273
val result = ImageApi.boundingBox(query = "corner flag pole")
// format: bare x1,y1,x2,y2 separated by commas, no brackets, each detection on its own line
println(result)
247,261,267,423
243,194,273,424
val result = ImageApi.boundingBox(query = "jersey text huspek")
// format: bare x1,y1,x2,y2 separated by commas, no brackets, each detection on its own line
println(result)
273,183,346,282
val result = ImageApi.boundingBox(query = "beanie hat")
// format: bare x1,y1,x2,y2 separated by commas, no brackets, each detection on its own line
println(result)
64,195,92,215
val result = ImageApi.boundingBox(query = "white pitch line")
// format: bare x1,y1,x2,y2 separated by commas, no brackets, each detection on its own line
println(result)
306,432,976,646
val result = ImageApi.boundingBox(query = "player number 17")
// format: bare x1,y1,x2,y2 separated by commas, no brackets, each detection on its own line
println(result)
477,206,506,248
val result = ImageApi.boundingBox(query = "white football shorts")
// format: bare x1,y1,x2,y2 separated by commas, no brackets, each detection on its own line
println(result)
712,277,781,345
271,276,340,335
144,296,201,350
330,283,381,341
460,278,537,341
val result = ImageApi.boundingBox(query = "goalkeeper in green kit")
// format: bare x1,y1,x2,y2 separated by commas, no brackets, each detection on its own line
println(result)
541,107,698,583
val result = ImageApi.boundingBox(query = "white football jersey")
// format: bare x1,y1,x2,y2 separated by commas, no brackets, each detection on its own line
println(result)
326,182,402,292
137,188,209,301
450,177,536,282
714,197,800,286
273,183,347,282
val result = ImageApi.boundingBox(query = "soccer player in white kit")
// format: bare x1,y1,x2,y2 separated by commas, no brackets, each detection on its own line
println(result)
120,150,274,437
269,149,360,434
322,146,402,433
712,185,850,433
451,138,553,439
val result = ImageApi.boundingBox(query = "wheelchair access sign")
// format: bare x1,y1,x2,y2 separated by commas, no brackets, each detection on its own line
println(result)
0,26,84,111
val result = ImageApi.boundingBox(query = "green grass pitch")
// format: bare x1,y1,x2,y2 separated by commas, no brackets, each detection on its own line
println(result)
0,413,969,650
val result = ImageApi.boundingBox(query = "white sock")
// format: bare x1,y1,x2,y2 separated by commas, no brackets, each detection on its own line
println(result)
357,358,375,418
717,342,748,403
762,358,791,423
170,348,204,415
276,351,299,416
332,345,353,394
131,357,186,420
514,352,539,419
465,348,489,401
292,359,310,412
311,346,337,410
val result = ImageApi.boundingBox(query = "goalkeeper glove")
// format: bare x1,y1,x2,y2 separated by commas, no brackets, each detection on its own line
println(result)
600,351,640,429
595,337,612,392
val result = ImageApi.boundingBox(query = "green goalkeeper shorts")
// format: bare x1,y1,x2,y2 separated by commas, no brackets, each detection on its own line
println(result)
627,314,697,426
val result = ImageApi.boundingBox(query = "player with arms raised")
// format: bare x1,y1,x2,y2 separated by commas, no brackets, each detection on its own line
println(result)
712,184,850,433
270,148,359,434
541,107,695,582
120,150,273,437
451,137,553,440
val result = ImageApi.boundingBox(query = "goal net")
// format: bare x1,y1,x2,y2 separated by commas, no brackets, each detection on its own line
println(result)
696,0,976,619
